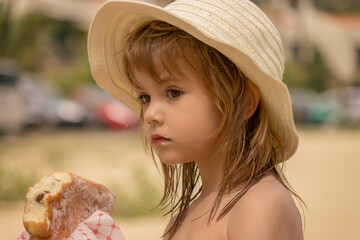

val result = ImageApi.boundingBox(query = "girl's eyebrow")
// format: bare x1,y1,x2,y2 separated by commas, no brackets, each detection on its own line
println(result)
157,75,184,85
133,75,183,90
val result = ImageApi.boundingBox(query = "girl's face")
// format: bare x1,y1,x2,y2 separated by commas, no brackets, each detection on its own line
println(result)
134,60,221,165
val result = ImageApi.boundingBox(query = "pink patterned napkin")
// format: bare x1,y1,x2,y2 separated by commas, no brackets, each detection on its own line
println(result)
18,211,125,240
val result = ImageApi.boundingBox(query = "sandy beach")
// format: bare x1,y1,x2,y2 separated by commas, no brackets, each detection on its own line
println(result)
1,127,359,239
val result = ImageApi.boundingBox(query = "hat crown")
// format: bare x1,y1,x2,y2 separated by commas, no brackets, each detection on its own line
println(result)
165,0,285,81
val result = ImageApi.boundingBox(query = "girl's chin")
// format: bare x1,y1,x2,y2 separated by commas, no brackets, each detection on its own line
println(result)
159,156,192,166
154,148,194,165
160,159,184,166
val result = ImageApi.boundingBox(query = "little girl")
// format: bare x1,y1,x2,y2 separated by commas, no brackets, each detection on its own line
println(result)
88,0,304,239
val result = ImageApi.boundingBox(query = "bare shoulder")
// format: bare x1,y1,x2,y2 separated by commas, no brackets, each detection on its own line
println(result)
227,174,303,240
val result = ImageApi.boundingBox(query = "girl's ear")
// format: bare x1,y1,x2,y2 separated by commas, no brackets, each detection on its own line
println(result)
243,81,260,120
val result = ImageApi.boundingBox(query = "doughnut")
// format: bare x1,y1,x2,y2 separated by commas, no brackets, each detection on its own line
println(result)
23,171,116,240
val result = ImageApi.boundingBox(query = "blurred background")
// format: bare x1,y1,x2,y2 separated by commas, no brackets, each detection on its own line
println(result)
0,0,359,239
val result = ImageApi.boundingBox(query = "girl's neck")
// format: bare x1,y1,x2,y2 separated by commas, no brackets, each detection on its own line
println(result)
196,154,224,197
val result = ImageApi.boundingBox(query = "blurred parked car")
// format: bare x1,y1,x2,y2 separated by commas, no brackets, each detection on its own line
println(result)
0,58,90,134
96,100,139,130
309,87,360,125
0,59,24,134
289,87,317,123
72,84,139,130
290,86,360,126
17,73,89,128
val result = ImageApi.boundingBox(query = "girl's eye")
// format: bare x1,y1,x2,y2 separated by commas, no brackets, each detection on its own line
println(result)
138,94,150,104
167,88,183,99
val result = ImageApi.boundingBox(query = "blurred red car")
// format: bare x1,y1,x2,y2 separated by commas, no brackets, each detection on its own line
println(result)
72,85,139,130
96,100,139,130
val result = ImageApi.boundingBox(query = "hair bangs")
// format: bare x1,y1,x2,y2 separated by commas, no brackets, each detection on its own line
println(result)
123,20,199,86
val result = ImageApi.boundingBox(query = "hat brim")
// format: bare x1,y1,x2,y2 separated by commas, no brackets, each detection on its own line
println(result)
88,0,299,160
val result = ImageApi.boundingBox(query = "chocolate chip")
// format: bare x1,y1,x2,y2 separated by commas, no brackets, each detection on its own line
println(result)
36,191,50,203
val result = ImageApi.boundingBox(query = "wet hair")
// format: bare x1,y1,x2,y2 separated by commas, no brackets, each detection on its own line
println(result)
121,20,302,239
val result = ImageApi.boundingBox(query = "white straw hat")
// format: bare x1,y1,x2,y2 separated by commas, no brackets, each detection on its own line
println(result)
88,0,299,160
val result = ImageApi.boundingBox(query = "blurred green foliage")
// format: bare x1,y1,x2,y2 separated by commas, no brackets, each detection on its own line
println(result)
313,0,360,13
307,47,329,92
0,2,44,71
53,56,93,94
0,167,38,201
284,46,330,92
0,1,93,94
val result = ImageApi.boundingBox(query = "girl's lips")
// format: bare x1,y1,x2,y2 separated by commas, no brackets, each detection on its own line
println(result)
152,137,170,146
151,134,171,146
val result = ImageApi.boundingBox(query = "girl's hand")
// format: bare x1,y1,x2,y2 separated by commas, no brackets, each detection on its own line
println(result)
18,211,125,240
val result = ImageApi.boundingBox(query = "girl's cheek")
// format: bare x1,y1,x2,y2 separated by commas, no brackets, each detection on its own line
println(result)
143,123,152,141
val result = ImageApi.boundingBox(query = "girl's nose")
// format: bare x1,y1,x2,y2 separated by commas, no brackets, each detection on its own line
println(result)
143,102,164,125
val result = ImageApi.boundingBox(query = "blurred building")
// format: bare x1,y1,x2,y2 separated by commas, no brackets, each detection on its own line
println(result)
266,0,360,86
